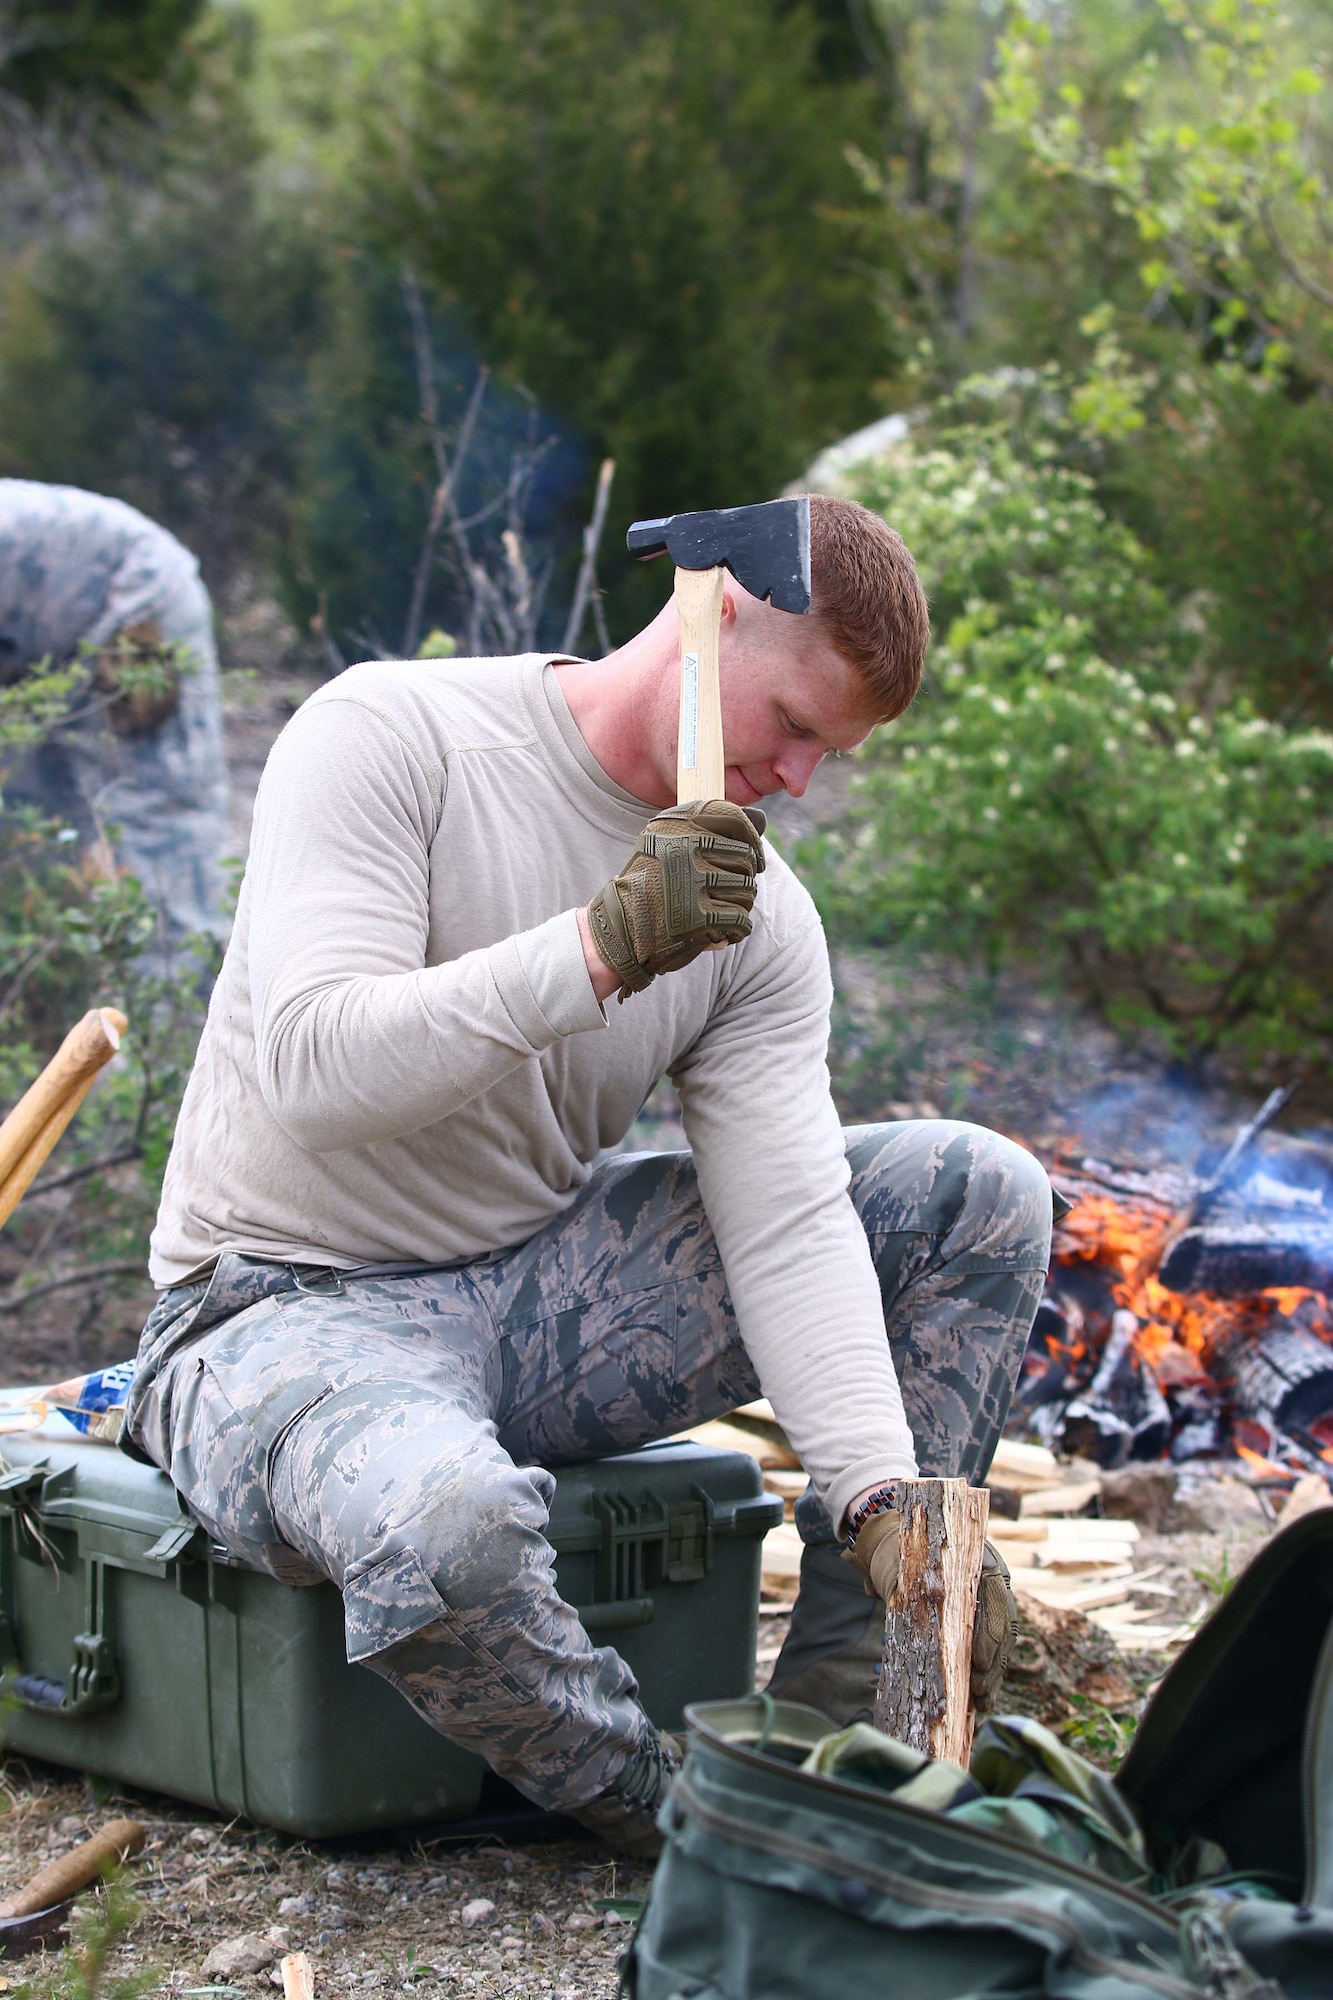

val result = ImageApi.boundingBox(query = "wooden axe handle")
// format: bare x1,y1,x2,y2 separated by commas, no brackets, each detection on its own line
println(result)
674,565,726,804
0,1818,145,1919
0,1009,127,1216
0,1073,104,1230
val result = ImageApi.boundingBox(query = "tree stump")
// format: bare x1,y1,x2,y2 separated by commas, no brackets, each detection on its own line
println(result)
873,1478,989,1766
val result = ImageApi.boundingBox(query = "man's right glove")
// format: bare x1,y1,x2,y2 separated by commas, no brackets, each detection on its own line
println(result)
586,799,766,1000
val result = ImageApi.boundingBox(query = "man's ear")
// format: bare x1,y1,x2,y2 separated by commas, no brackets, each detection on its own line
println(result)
719,585,738,627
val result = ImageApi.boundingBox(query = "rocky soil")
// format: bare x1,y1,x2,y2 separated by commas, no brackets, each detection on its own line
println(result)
2,1777,653,2000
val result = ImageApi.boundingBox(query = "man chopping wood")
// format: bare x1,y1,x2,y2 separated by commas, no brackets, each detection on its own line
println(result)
125,493,1057,1853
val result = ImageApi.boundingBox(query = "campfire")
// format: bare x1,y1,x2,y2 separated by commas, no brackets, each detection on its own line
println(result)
1019,1091,1333,1483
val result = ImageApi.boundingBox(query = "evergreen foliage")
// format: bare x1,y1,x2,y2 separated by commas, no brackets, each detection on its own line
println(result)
1,0,204,114
357,0,895,631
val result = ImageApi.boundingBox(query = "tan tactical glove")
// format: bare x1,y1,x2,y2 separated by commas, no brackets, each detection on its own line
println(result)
970,1540,1018,1713
841,1507,901,1601
586,800,766,1000
844,1513,1017,1714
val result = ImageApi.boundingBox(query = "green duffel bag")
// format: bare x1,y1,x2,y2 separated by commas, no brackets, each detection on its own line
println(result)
623,1506,1333,2000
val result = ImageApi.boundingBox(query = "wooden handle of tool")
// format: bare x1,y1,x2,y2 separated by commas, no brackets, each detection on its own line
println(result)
0,1817,145,1919
675,565,727,804
873,1477,989,1767
0,1009,127,1227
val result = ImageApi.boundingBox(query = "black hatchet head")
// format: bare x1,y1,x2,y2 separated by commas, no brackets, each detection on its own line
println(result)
626,497,811,615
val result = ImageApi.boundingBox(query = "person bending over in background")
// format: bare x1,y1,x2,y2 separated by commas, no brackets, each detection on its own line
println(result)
0,479,229,950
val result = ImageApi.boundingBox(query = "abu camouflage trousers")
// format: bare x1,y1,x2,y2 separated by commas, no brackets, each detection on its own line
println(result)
126,1121,1054,1812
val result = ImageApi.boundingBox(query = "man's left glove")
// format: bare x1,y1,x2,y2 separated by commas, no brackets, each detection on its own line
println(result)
970,1540,1018,1712
844,1516,1018,1714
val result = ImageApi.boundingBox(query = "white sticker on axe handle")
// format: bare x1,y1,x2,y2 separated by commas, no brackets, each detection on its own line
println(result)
681,651,699,773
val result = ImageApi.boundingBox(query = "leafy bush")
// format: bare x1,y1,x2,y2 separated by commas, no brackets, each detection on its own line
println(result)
1107,376,1333,725
809,414,1333,1073
0,664,215,1323
992,0,1333,726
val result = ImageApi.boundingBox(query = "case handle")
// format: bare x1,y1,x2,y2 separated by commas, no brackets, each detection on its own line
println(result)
1,1547,121,1720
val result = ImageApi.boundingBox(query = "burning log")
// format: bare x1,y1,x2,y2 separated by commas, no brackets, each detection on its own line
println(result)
1226,1328,1333,1455
1159,1220,1333,1299
1016,1092,1333,1484
1059,1308,1173,1469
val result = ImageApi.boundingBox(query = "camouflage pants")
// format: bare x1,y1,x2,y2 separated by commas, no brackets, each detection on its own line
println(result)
126,1120,1053,1811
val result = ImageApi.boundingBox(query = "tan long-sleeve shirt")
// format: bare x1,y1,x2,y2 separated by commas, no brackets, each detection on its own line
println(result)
151,653,917,1523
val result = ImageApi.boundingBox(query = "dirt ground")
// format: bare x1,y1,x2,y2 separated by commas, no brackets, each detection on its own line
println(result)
1,1774,654,1999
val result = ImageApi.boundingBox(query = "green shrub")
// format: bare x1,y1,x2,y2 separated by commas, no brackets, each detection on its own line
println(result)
0,670,216,1319
809,416,1333,1073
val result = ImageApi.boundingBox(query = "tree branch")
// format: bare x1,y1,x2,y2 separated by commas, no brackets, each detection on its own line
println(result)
561,457,616,656
401,265,489,658
28,1146,141,1197
0,1262,146,1314
1259,198,1333,311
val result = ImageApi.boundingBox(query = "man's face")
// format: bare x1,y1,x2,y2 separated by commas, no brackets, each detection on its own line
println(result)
714,589,877,805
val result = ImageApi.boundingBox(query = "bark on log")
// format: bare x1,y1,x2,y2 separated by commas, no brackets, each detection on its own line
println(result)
874,1478,989,1766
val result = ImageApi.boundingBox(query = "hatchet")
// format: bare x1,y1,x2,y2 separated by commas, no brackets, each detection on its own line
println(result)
626,497,812,804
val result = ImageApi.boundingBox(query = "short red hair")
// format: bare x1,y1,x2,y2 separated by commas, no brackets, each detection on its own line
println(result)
807,493,929,721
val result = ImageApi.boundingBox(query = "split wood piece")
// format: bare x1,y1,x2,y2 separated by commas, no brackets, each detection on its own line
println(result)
763,1470,809,1519
874,1478,989,1766
0,1817,145,1920
679,1418,801,1470
0,1008,128,1229
991,1517,1140,1545
674,564,727,805
759,1520,803,1583
282,1951,316,2000
762,1470,809,1500
986,1440,1062,1495
1010,1577,1134,1612
999,1548,1139,1572
1030,1562,1137,1584
1019,1478,1103,1518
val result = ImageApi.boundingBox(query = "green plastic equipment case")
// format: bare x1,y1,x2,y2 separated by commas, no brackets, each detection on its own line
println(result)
0,1433,780,1837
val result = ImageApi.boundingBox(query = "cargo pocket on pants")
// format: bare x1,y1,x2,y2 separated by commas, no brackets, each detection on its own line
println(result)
343,1546,448,1664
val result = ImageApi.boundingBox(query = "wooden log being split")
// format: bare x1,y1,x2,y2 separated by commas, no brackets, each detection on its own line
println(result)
874,1477,989,1767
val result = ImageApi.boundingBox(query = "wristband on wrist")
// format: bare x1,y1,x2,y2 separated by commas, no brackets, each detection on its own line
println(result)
844,1481,905,1551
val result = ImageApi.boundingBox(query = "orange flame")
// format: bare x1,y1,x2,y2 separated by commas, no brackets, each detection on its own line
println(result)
1235,1442,1293,1480
1052,1188,1333,1391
